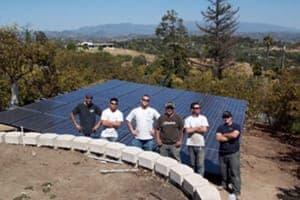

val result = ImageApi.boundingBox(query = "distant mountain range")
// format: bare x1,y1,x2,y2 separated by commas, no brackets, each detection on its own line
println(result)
45,21,300,42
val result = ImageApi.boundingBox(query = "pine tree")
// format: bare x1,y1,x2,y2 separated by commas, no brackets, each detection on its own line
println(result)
156,10,189,87
199,0,239,79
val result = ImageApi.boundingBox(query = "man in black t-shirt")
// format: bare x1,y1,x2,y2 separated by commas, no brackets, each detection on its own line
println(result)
156,102,184,161
70,93,102,136
216,111,241,200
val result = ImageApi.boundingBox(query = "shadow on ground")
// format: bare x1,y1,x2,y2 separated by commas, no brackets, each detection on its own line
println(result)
277,186,300,200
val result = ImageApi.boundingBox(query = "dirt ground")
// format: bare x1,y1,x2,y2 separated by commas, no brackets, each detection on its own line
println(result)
0,127,299,200
218,127,300,200
0,145,187,200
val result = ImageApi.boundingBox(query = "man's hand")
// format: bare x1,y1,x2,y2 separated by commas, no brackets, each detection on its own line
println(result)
149,129,156,136
92,126,98,132
132,130,139,136
157,138,162,146
75,124,82,131
175,140,182,148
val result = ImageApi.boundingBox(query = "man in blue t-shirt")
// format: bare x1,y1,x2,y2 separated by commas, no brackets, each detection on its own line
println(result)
216,111,241,200
70,93,102,136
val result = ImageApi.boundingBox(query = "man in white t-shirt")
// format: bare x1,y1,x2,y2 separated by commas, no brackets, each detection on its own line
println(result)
184,102,209,176
126,94,160,151
94,98,123,142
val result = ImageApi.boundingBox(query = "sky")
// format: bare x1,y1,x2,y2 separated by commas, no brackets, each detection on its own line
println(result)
0,0,299,31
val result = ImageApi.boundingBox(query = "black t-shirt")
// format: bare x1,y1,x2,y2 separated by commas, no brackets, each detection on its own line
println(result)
156,114,183,144
72,103,101,135
216,122,241,156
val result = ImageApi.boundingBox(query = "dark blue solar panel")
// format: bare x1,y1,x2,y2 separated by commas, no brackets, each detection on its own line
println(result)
0,79,247,175
0,108,38,124
23,99,66,112
13,113,66,132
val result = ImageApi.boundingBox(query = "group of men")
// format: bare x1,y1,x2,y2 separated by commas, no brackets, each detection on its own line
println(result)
70,93,241,198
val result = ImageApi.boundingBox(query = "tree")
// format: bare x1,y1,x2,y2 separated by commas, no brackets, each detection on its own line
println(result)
262,34,274,70
34,31,48,43
0,26,33,107
156,10,189,87
66,42,77,51
132,55,147,67
199,0,239,79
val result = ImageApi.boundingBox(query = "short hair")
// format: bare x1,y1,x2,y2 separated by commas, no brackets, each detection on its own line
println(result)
190,102,200,109
142,94,150,99
110,98,118,103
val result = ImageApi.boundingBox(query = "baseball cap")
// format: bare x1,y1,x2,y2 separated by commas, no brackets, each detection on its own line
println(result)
85,93,93,99
165,102,175,108
222,111,232,118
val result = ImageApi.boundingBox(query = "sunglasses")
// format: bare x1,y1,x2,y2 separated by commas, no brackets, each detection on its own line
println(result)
110,102,118,105
223,116,231,119
192,107,200,110
166,107,174,110
142,98,150,102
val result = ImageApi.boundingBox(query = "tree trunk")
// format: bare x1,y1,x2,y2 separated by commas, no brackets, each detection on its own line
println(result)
10,78,19,107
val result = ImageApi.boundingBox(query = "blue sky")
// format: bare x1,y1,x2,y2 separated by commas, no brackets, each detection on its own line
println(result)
0,0,299,31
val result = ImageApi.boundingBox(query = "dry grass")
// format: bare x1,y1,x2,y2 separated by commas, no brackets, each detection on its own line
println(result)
103,48,156,62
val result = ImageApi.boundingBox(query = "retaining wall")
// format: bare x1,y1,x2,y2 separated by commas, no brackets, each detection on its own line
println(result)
0,131,221,200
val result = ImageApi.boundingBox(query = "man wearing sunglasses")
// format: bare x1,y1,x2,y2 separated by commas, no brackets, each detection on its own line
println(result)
70,93,102,137
95,98,123,142
215,111,241,200
184,102,209,176
126,94,160,151
155,102,184,161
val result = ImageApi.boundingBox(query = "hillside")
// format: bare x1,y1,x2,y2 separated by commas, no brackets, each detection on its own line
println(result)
45,22,300,42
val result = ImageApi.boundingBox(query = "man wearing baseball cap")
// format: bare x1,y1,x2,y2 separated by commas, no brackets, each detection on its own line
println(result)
216,111,242,200
155,102,184,161
70,93,102,137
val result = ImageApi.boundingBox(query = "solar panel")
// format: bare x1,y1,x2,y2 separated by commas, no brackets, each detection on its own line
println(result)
0,79,247,174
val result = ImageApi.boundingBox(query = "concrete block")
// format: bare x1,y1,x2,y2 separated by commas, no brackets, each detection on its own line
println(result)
0,132,6,143
22,132,41,145
182,173,209,196
121,146,143,164
154,156,178,177
105,142,126,159
169,163,194,185
4,131,22,144
56,134,76,149
37,133,57,147
194,184,221,200
71,136,91,151
138,151,161,170
89,139,109,154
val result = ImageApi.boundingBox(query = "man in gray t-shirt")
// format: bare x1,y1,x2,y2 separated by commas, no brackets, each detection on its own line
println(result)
156,102,184,161
70,93,102,136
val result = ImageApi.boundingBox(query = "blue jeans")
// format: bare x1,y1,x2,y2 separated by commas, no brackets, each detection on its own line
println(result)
188,146,205,176
132,138,154,151
219,151,241,195
102,136,118,142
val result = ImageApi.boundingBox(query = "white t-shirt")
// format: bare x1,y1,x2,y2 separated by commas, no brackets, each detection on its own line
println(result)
184,114,209,147
126,106,160,140
101,108,124,138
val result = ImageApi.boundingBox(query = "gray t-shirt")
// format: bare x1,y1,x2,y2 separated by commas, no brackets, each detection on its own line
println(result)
156,114,183,144
72,103,101,135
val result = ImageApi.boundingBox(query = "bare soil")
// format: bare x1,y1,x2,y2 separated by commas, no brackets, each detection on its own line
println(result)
0,127,299,200
0,145,187,200
218,127,300,200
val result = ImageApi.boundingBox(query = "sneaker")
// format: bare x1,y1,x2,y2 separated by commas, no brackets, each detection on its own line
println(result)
217,185,224,191
228,193,236,200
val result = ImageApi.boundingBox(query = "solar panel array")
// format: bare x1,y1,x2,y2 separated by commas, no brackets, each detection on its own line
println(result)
0,79,247,174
